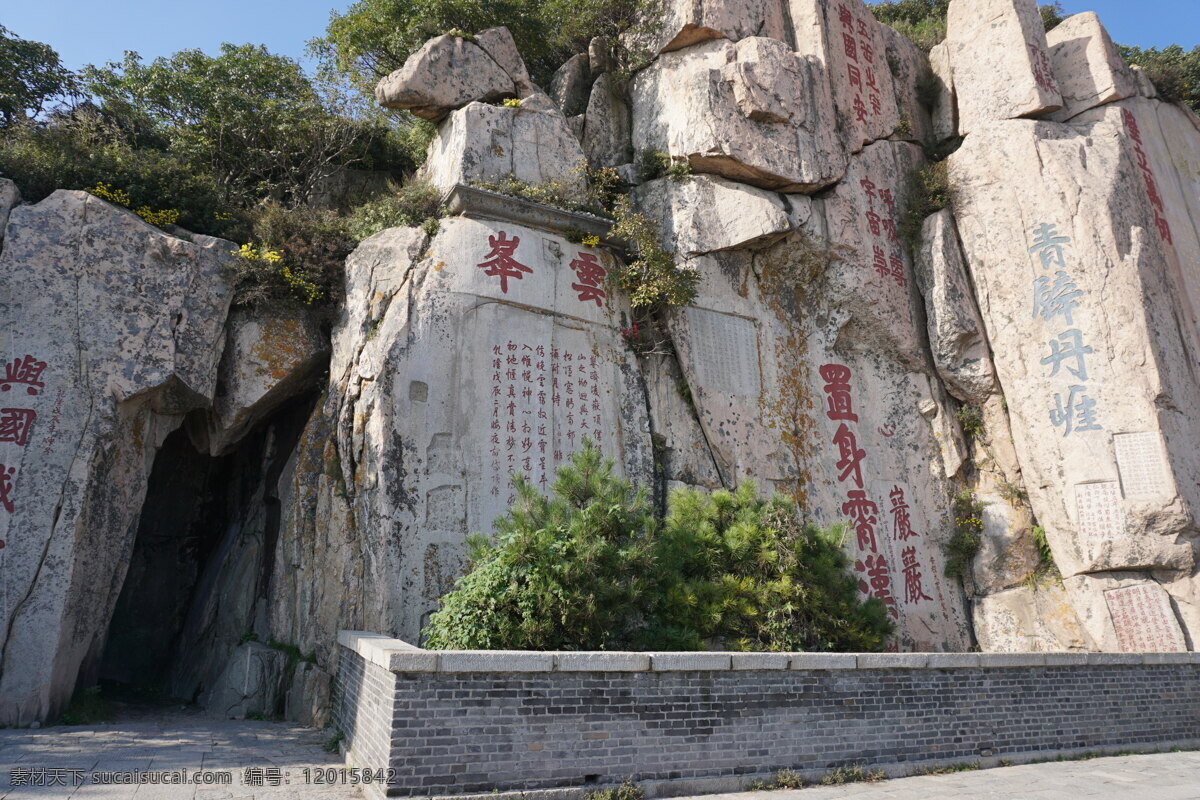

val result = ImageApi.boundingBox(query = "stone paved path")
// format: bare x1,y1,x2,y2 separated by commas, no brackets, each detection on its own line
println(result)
688,750,1200,800
0,712,364,799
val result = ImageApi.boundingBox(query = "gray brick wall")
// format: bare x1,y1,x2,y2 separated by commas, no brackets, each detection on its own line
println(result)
332,634,1200,798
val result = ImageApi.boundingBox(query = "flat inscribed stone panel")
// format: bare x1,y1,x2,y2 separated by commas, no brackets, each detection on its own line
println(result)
1074,481,1125,541
1104,583,1187,652
1113,431,1169,499
684,307,761,397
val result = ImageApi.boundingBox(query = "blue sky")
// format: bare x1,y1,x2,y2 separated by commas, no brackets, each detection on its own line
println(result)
4,0,1197,73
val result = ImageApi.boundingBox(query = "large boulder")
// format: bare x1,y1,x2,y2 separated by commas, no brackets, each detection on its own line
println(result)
631,37,845,192
375,34,515,121
474,26,538,98
914,209,995,403
632,174,793,256
582,73,633,168
0,191,234,725
420,102,588,195
549,54,592,117
789,0,901,152
946,0,1063,134
928,41,958,142
190,306,328,455
1045,12,1136,122
633,0,789,55
948,101,1200,644
0,179,19,245
308,218,654,640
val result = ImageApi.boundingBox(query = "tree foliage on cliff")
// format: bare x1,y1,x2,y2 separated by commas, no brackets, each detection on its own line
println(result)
423,440,892,652
868,1,1064,52
0,25,77,124
1119,45,1200,113
309,0,651,92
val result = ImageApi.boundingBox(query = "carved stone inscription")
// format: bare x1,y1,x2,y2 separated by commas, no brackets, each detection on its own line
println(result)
1113,431,1169,499
684,308,761,397
1074,481,1124,541
1104,583,1187,652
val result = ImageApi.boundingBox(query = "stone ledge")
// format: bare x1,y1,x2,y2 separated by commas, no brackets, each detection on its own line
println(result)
731,653,791,670
443,184,620,246
335,632,1198,674
554,652,651,671
789,653,857,670
856,653,931,669
438,651,556,672
650,653,733,671
927,653,982,668
980,653,1047,668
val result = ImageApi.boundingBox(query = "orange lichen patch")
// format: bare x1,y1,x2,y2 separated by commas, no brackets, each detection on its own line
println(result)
754,232,836,510
250,314,315,383
432,261,446,272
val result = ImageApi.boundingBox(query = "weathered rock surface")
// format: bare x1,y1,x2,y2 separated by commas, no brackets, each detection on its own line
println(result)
914,209,995,403
203,642,287,719
1045,12,1136,122
0,191,234,725
631,38,846,192
973,583,1088,651
946,0,1062,134
0,179,18,244
420,102,587,195
928,41,958,142
878,23,934,145
582,73,632,168
636,0,789,55
313,217,654,641
191,306,328,455
790,0,901,152
632,174,792,255
475,26,538,98
549,53,592,117
375,35,515,121
948,101,1200,645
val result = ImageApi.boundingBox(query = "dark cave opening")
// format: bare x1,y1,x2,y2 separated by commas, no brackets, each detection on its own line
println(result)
95,394,317,703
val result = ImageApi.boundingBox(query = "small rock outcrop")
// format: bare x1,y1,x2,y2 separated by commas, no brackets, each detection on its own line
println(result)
375,34,516,121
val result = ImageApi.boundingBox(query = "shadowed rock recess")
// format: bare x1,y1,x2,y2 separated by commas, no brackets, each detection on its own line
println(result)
1,0,1199,726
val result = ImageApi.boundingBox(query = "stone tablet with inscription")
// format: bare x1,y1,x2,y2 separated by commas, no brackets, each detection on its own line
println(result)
1113,431,1170,499
1074,481,1125,540
682,307,761,397
1104,583,1187,652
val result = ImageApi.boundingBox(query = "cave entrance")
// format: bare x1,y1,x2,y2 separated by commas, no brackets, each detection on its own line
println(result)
93,394,316,707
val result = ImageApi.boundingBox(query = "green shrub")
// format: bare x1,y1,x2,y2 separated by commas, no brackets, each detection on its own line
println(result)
423,440,893,652
0,112,240,238
585,781,645,800
635,149,692,183
231,204,354,309
1119,45,1200,113
609,195,699,309
345,181,444,240
955,404,984,441
944,490,984,580
897,160,951,254
57,686,111,726
423,439,658,650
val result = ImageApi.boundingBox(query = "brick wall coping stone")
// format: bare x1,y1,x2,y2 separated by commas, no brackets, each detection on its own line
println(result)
336,630,1200,673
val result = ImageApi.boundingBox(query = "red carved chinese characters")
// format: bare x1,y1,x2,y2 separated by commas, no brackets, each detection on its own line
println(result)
2,355,46,395
569,252,607,307
860,171,906,287
1123,109,1173,246
820,363,897,618
0,408,37,447
838,4,881,123
0,465,13,513
488,340,605,500
1028,43,1058,93
477,232,532,293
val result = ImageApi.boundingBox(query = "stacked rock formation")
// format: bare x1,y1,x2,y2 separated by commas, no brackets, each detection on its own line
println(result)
1,0,1199,726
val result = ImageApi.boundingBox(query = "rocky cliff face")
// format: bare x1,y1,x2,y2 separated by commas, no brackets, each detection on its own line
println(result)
2,0,1199,726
